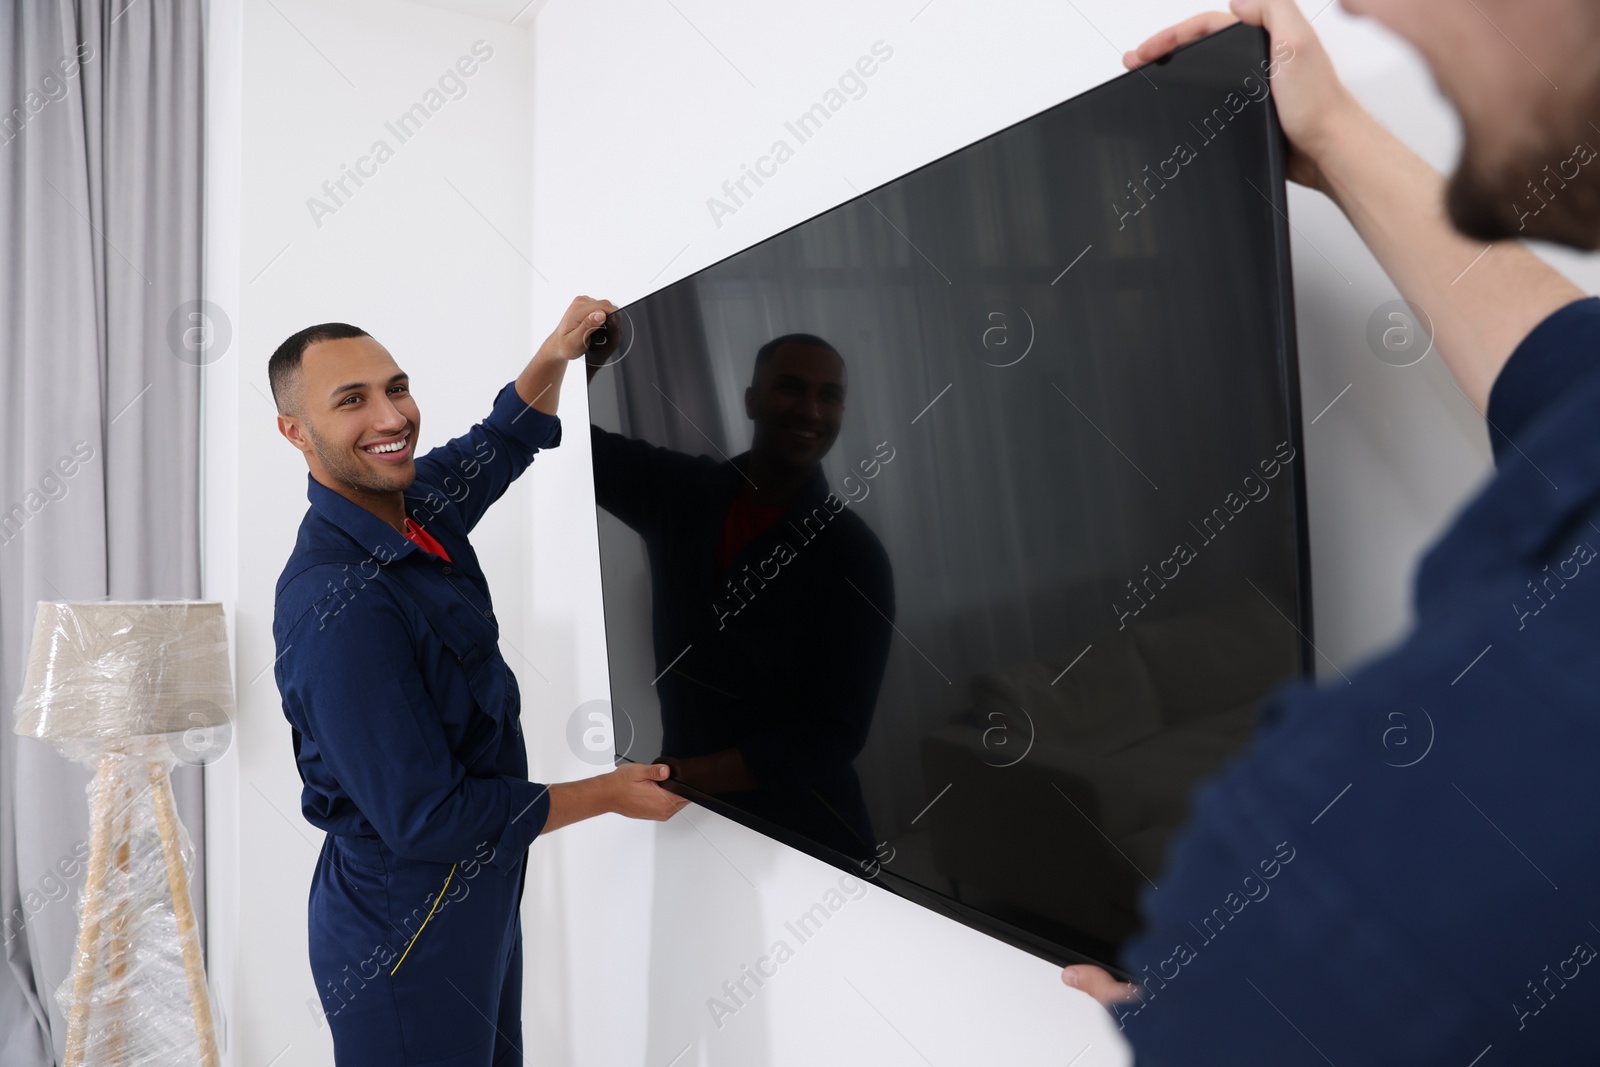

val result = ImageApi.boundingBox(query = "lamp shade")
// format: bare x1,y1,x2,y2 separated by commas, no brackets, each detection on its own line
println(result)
12,601,234,746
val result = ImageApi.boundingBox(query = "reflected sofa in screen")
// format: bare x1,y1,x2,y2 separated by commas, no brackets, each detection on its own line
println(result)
919,595,1297,948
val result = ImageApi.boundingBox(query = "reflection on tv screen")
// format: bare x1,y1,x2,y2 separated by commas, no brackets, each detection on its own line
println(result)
588,22,1307,970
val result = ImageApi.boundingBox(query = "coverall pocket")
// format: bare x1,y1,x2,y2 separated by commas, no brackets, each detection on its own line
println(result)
388,862,457,976
384,851,519,1063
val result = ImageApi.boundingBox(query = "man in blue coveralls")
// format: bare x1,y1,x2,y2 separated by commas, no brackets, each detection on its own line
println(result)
270,296,687,1066
1061,1,1600,1062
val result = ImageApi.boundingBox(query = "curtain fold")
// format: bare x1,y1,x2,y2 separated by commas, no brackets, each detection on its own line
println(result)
0,2,206,1064
616,287,728,457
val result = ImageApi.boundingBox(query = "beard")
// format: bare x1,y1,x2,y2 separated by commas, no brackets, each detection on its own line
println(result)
304,419,415,495
1446,115,1600,251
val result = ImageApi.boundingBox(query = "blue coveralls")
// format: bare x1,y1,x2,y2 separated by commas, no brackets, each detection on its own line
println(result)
273,381,561,1066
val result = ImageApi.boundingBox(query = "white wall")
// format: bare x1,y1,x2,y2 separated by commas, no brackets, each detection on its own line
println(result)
205,1,1600,1066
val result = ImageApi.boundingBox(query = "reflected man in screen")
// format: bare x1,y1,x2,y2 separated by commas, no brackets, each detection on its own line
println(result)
588,331,894,862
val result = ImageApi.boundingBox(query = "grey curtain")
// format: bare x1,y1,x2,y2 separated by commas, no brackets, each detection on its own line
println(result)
0,3,206,1064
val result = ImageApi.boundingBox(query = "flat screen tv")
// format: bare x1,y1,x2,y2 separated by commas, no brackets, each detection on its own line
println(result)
584,22,1308,975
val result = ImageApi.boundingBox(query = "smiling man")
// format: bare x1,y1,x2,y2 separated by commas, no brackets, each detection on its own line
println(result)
269,296,687,1067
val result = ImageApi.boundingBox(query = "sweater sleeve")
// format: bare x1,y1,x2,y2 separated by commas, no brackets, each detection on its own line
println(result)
1486,296,1600,466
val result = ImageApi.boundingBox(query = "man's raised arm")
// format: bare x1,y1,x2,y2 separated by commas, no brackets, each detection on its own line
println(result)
515,295,618,414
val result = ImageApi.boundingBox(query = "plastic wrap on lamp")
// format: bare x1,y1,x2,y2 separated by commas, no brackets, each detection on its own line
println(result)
12,601,234,763
11,601,231,1067
53,758,211,1067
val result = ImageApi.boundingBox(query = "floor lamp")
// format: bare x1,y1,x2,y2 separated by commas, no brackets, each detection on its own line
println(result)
13,601,234,1067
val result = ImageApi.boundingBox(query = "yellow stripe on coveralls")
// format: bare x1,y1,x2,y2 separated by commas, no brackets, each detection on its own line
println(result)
390,863,457,976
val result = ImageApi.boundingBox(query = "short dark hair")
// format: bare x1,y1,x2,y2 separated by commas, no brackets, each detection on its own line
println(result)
751,332,843,388
268,322,370,414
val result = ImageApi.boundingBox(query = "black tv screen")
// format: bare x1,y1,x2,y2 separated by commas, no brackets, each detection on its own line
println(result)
585,22,1308,973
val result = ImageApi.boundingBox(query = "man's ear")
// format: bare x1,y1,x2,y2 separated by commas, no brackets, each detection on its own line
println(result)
744,385,756,421
277,413,313,456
